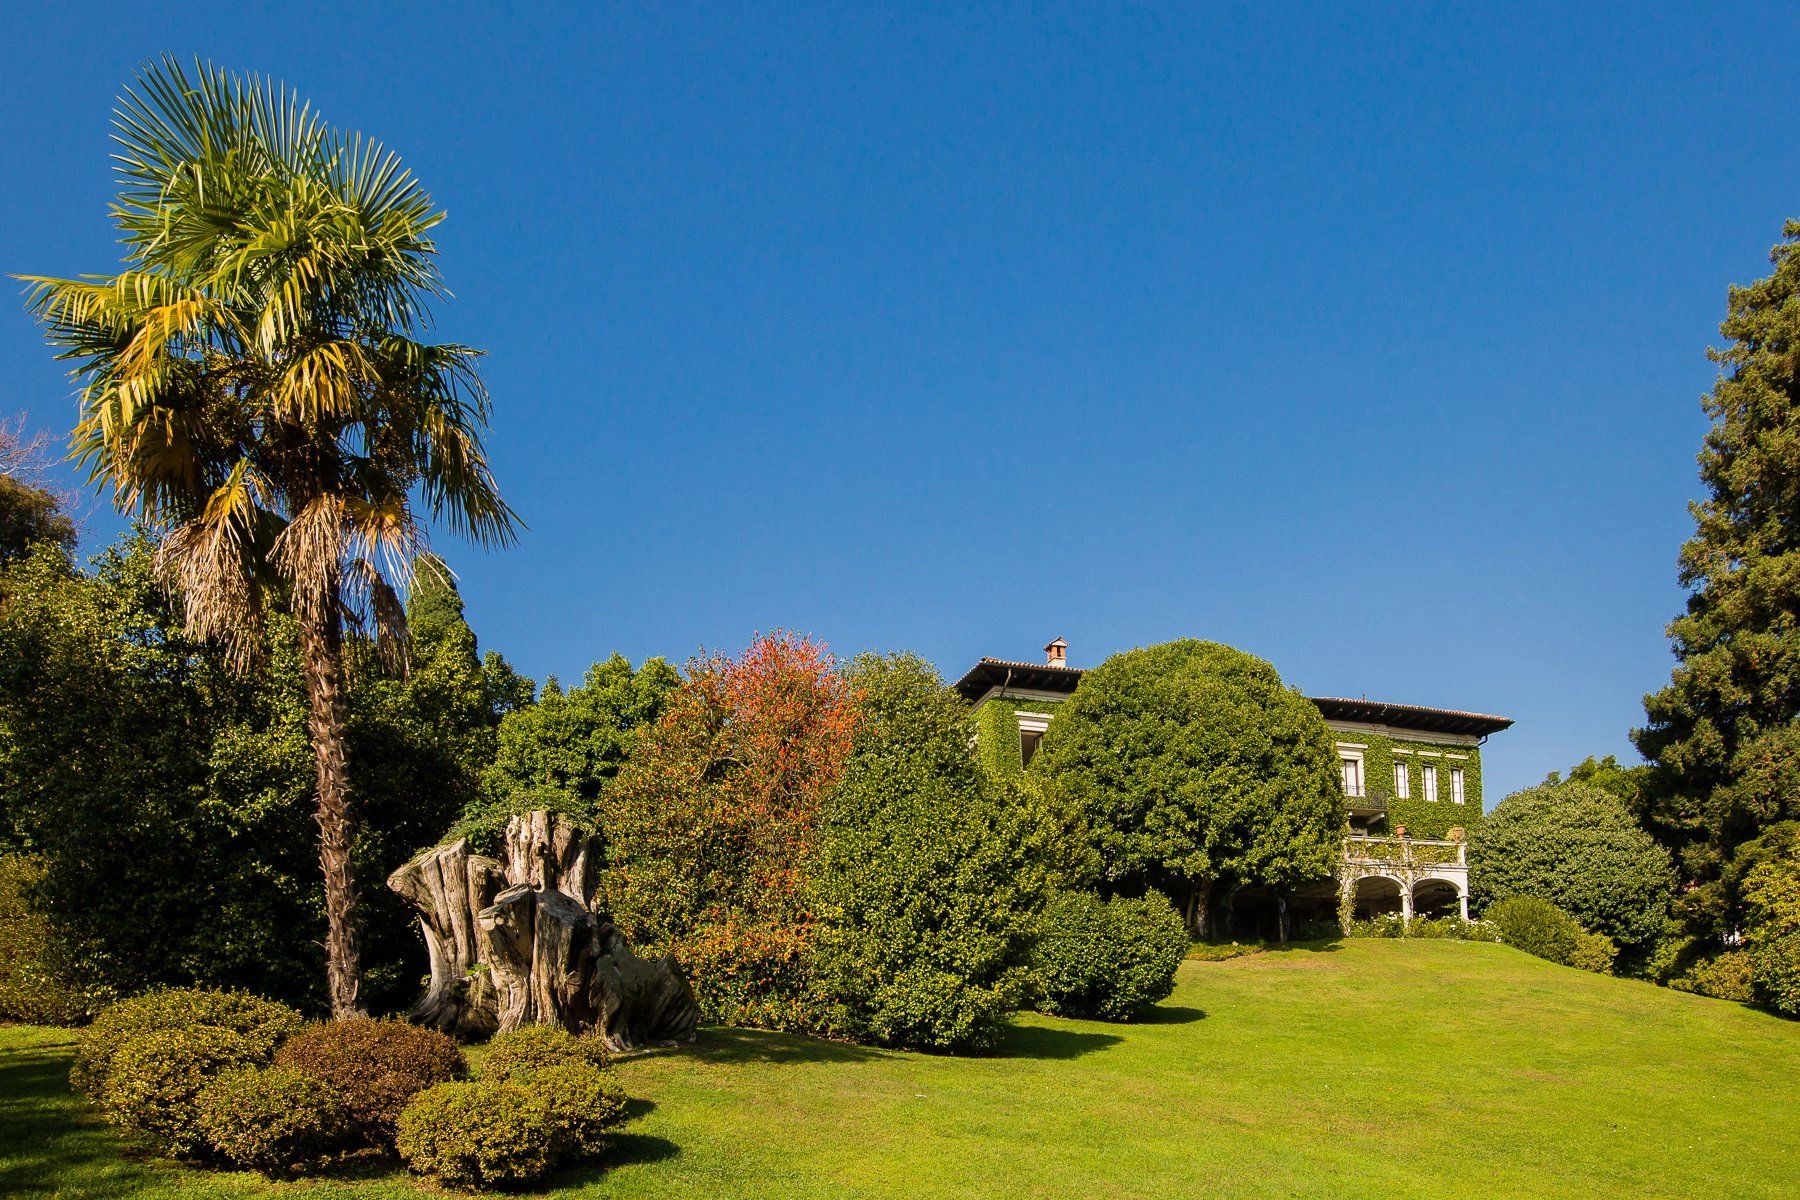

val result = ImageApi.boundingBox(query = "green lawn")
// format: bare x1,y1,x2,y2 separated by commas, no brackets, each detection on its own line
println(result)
5,940,1798,1198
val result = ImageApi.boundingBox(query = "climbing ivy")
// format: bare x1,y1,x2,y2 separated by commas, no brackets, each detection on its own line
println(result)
973,695,1065,779
1334,728,1486,839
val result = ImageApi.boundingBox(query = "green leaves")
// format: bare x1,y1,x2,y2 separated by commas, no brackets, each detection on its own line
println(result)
1033,639,1344,910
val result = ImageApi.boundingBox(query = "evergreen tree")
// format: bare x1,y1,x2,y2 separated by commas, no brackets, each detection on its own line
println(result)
1034,640,1343,937
1636,220,1800,900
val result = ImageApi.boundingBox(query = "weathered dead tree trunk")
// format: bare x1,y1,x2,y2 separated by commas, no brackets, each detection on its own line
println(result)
388,813,698,1050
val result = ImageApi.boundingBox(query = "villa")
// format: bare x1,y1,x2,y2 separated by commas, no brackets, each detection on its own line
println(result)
954,640,1514,933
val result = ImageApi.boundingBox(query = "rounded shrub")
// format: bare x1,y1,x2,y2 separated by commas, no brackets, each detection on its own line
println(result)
524,1061,629,1158
196,1066,353,1177
274,1018,467,1147
395,1079,560,1190
1031,890,1188,1021
73,987,302,1099
99,1025,265,1157
481,1024,610,1081
1485,896,1580,965
1569,929,1618,975
1469,783,1674,946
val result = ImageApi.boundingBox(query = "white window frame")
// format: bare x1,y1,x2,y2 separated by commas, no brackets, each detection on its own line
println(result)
1450,767,1466,805
1423,764,1439,803
1339,750,1365,799
1393,759,1410,799
1017,711,1051,769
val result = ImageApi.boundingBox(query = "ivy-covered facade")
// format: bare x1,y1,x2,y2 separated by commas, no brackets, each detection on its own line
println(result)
953,645,1514,926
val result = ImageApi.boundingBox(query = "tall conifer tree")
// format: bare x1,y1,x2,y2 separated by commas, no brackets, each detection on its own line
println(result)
1636,220,1800,897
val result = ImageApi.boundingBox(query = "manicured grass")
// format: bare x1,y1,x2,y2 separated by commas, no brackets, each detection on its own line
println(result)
6,940,1799,1198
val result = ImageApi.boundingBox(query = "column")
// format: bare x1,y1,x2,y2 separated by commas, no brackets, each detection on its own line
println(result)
1458,889,1469,921
1400,881,1413,925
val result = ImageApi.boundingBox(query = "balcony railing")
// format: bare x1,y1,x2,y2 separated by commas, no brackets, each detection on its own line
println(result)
1345,834,1466,868
1346,785,1391,816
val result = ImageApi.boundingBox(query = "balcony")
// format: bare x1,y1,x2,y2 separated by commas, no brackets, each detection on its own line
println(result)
1345,784,1390,818
1345,835,1466,868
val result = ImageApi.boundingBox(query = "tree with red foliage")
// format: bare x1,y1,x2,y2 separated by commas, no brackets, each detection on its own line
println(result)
603,633,859,1029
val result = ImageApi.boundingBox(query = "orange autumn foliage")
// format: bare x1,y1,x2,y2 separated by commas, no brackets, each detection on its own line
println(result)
603,632,859,1029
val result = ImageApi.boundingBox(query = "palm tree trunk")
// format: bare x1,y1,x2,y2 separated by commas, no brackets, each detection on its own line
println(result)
299,604,364,1019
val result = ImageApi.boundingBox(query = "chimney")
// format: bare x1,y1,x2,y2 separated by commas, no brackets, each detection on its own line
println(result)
1045,637,1068,667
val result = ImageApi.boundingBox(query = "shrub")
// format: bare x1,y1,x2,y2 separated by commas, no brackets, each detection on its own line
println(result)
1410,916,1503,942
1485,896,1580,965
1670,950,1756,1002
99,1025,265,1157
1750,932,1800,1016
1570,930,1618,974
73,987,303,1099
0,854,115,1025
605,634,859,1032
1341,915,1501,942
1031,890,1188,1021
1469,783,1674,946
481,1024,610,1081
811,654,1067,1052
196,1066,353,1176
274,1019,466,1147
396,1079,560,1190
524,1061,628,1158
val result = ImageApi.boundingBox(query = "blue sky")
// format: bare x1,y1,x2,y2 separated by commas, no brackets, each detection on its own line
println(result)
4,2,1797,801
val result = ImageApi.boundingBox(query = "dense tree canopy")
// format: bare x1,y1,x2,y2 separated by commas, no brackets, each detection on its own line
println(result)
1469,783,1674,945
1034,639,1343,936
0,534,514,1014
1635,220,1800,904
477,653,678,821
1540,755,1648,810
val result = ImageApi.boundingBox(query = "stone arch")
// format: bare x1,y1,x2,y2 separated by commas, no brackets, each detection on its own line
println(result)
1351,874,1404,920
1412,876,1464,920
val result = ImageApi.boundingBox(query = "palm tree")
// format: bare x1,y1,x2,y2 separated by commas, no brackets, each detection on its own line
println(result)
22,59,519,1018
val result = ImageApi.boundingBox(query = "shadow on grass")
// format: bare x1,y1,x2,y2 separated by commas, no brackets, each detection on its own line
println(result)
0,1039,173,1200
994,1024,1124,1060
1266,938,1344,953
1133,1004,1207,1025
688,1026,892,1066
539,1133,681,1190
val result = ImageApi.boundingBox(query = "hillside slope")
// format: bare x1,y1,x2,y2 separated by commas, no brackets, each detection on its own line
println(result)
4,940,1797,1198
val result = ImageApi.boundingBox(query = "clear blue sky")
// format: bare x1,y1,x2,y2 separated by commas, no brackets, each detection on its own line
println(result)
4,2,1797,802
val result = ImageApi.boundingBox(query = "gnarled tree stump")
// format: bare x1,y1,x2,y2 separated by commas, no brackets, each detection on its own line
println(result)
388,813,698,1050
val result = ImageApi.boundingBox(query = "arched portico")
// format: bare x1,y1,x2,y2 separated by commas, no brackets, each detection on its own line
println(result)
1412,877,1467,920
1351,874,1405,920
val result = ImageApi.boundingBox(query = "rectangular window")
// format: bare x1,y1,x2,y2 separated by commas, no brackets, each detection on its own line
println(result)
1450,767,1466,805
1423,765,1439,803
1393,760,1410,799
1020,729,1043,768
1341,755,1364,798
